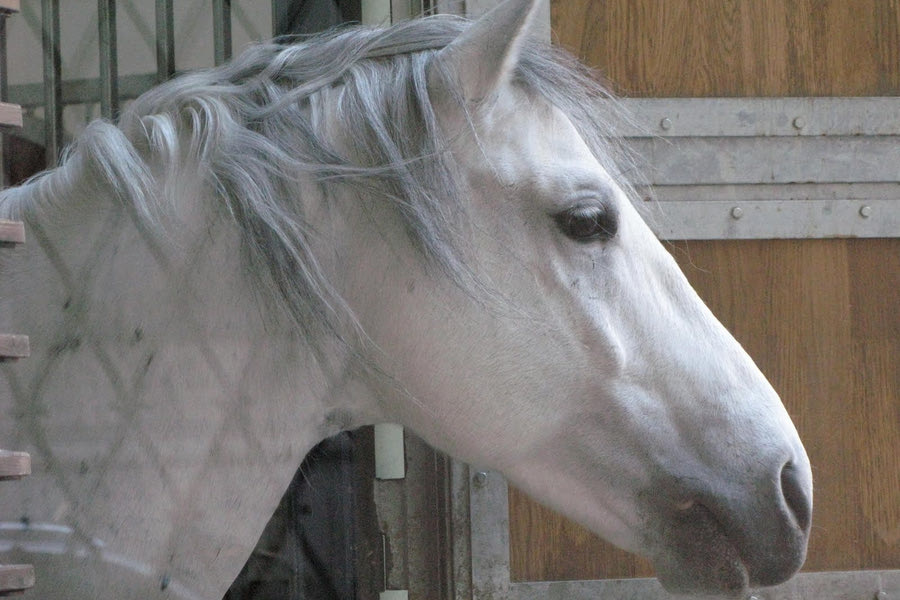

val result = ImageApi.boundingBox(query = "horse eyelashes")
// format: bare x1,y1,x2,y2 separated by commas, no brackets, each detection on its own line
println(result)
555,205,618,242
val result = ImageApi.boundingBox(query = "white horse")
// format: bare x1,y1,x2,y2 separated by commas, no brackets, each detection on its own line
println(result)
0,0,811,597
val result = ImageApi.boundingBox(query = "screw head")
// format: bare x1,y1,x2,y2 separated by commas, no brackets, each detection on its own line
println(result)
731,206,744,220
859,205,873,218
660,117,673,131
473,471,488,488
792,116,806,130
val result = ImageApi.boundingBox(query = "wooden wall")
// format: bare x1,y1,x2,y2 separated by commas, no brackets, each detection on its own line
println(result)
508,0,900,583
551,0,900,97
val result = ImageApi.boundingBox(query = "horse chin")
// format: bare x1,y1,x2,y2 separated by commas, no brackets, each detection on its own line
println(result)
649,505,750,599
652,544,749,599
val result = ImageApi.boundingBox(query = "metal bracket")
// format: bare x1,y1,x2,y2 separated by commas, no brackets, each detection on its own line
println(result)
465,470,900,600
612,97,900,240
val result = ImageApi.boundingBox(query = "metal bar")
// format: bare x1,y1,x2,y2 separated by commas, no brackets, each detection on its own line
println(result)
155,0,174,82
644,182,900,204
212,0,232,66
9,73,157,108
508,571,900,600
615,97,900,138
1,13,9,187
0,16,8,101
469,470,511,599
41,0,62,166
97,0,118,119
466,471,900,598
630,136,900,186
646,199,900,240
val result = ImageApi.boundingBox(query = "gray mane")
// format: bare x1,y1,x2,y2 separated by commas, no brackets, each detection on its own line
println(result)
1,15,635,340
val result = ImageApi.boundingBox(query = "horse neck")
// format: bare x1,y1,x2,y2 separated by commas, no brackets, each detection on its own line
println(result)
0,175,361,598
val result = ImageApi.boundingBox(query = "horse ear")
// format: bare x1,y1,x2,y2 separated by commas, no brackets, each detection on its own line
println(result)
430,0,544,105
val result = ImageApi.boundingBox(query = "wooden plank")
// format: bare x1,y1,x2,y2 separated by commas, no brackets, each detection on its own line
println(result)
0,0,20,14
0,220,25,244
0,450,30,479
0,103,23,129
551,0,900,97
0,565,34,594
0,334,29,359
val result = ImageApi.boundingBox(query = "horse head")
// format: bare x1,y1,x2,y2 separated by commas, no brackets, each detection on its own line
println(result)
335,1,813,596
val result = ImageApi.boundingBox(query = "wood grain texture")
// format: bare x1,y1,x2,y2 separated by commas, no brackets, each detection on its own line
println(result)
550,0,900,97
0,220,25,244
508,240,900,581
0,334,29,358
0,103,23,129
0,564,34,594
0,449,30,479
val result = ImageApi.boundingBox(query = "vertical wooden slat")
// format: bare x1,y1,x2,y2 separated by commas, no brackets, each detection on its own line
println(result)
213,0,232,66
41,0,62,166
97,0,118,119
0,564,35,595
155,0,175,82
0,450,30,479
0,449,33,596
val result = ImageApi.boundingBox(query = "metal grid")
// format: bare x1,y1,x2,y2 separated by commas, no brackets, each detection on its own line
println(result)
3,1,270,153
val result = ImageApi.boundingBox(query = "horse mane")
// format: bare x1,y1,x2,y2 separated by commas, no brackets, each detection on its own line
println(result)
0,15,637,341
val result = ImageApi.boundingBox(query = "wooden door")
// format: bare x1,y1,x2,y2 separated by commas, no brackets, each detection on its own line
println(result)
507,0,900,583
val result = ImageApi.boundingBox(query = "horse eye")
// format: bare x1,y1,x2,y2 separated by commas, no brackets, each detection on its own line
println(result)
555,205,618,242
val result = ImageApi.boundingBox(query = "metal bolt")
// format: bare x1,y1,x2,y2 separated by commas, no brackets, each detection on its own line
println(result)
859,205,873,218
659,117,672,131
792,116,806,130
472,471,488,488
731,206,744,220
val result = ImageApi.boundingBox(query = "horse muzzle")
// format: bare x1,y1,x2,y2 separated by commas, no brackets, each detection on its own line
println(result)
649,455,813,597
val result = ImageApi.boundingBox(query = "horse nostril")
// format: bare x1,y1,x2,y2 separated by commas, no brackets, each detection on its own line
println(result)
780,461,812,532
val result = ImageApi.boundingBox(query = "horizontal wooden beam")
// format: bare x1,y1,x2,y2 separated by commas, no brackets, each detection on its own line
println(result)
0,334,29,359
0,450,30,479
0,103,23,129
0,564,35,595
0,0,20,14
0,220,25,244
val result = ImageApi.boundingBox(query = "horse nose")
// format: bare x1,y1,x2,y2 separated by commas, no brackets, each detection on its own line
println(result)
742,455,813,586
780,460,812,533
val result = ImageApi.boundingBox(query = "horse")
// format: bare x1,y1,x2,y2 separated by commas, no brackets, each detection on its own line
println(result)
0,0,812,597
